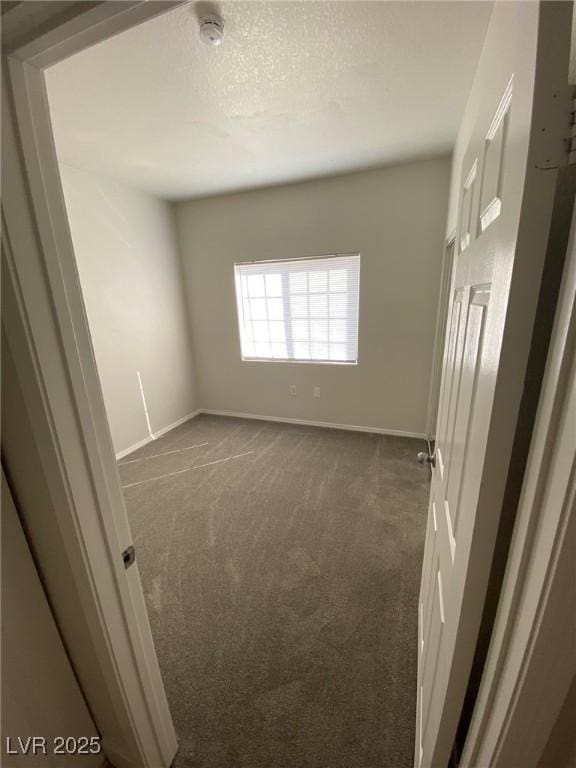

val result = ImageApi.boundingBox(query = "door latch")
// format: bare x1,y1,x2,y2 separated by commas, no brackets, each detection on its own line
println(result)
122,545,136,569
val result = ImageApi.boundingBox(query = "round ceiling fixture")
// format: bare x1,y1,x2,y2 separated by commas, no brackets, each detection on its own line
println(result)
199,14,225,46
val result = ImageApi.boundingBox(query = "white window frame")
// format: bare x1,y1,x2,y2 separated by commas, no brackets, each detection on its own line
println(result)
234,253,361,365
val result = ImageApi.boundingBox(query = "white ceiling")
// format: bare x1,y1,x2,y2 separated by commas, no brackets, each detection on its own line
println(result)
46,1,492,201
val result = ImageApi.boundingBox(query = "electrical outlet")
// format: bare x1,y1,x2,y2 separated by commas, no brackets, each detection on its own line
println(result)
313,386,321,398
289,384,297,396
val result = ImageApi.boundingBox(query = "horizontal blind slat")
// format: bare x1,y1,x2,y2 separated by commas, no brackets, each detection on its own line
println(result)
234,254,360,363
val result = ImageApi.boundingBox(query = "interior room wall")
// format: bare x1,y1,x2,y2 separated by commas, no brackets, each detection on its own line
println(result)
60,165,197,456
176,157,451,436
1,473,104,768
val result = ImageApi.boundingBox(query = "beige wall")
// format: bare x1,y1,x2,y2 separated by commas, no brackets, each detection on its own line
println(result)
1,473,103,767
1,339,136,760
176,157,450,435
61,165,197,455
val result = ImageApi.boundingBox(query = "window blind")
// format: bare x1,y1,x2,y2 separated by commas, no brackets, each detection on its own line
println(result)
234,253,360,364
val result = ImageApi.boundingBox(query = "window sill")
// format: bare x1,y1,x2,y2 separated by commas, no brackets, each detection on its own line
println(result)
240,357,358,366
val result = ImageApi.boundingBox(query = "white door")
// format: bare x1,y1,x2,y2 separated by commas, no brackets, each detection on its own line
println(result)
415,3,572,767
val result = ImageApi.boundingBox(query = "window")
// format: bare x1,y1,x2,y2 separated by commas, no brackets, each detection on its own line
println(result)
234,254,360,364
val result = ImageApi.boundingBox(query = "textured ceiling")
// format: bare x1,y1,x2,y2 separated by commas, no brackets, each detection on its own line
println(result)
46,1,492,201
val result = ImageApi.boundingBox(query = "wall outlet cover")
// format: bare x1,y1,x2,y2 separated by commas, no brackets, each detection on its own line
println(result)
314,386,321,398
290,385,297,396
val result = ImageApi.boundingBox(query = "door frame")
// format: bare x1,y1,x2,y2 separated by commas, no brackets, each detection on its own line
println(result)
1,1,573,765
2,3,186,767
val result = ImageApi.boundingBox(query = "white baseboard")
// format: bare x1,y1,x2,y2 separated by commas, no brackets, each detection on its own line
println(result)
116,409,423,460
198,409,425,439
153,409,201,438
115,434,154,461
115,410,201,460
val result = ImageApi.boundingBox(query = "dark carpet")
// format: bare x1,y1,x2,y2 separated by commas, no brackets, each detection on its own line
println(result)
118,414,429,768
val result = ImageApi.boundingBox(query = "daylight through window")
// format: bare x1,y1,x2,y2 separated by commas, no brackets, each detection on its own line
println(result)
234,254,360,363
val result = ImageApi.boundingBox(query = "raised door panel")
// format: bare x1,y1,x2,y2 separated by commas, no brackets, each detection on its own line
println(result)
420,549,447,766
419,500,439,660
479,78,513,233
459,162,478,253
416,495,440,767
436,290,465,480
445,287,491,542
439,288,469,497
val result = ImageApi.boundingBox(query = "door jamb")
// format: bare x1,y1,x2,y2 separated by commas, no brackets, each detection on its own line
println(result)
2,3,186,766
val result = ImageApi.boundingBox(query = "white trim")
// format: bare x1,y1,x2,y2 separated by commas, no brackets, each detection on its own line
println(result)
463,159,478,191
136,370,154,439
234,250,360,267
115,411,201,460
115,435,155,462
114,407,423,463
153,409,201,439
480,196,502,232
5,1,186,68
240,357,358,366
486,75,514,142
198,409,426,439
2,4,185,767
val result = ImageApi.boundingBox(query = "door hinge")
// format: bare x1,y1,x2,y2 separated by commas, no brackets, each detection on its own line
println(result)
568,96,576,166
535,88,576,170
122,545,136,569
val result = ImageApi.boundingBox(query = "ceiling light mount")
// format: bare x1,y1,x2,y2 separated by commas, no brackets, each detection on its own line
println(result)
199,14,224,46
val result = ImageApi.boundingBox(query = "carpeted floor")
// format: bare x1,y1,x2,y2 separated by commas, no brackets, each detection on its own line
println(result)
118,414,429,768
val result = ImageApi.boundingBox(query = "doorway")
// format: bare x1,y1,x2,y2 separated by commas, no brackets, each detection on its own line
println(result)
3,3,572,768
